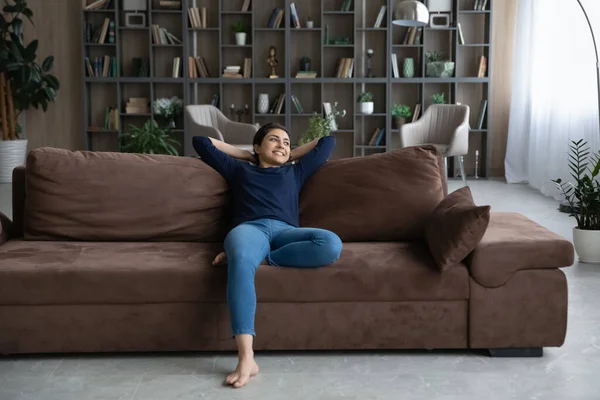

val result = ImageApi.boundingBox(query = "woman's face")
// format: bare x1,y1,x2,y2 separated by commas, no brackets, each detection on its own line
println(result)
254,128,290,167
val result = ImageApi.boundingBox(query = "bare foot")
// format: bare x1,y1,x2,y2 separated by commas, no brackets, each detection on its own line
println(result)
225,356,259,388
212,251,227,266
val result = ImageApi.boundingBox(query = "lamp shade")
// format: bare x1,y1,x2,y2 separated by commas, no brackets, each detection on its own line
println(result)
392,0,429,26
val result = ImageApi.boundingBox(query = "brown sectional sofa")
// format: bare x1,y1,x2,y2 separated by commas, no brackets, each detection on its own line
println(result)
0,146,574,356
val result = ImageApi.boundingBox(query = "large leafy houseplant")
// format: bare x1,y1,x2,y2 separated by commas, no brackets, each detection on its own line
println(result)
553,139,600,230
0,0,59,140
121,120,180,156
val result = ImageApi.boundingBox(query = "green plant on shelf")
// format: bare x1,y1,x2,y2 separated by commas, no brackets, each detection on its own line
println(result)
298,102,346,146
432,92,446,104
425,51,445,63
153,96,182,128
121,119,180,156
231,20,248,33
391,103,411,118
357,92,373,103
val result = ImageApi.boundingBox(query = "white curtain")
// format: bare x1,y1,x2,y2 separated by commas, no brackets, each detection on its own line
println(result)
505,0,600,198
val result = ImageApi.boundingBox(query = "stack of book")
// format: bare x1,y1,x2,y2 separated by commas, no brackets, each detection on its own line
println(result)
223,65,242,78
158,0,181,9
188,56,211,78
295,71,317,78
335,58,354,78
242,58,252,78
104,107,120,130
84,18,113,44
152,25,182,45
132,58,150,77
125,98,149,115
187,7,207,28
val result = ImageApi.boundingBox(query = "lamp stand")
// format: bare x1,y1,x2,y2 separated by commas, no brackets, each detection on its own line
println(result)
576,0,600,139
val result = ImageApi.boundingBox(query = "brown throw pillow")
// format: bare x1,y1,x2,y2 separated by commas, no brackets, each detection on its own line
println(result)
425,186,490,271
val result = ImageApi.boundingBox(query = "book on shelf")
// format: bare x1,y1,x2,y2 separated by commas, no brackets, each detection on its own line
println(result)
269,93,285,114
373,6,386,28
291,95,304,114
391,54,400,78
125,98,149,115
335,58,354,78
295,71,317,78
86,56,117,77
289,3,301,28
476,99,487,129
187,7,206,28
267,8,284,28
172,57,182,78
152,25,181,45
368,128,385,146
241,0,251,12
402,27,421,45
211,94,220,108
477,55,487,77
243,58,252,78
131,57,150,77
340,0,353,12
103,107,120,130
457,23,465,45
474,0,488,11
83,0,111,10
158,0,181,9
412,104,421,122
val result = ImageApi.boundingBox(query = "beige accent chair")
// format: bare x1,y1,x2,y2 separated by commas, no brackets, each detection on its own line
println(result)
399,104,470,186
184,105,258,156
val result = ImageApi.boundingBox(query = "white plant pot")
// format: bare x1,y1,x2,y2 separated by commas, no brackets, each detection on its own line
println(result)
235,32,247,46
573,227,600,263
359,102,374,115
0,139,28,183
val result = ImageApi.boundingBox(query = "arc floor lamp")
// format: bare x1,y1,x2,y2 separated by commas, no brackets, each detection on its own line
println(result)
576,0,600,138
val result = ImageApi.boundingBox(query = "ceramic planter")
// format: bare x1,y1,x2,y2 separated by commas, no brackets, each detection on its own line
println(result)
573,227,600,264
359,102,374,115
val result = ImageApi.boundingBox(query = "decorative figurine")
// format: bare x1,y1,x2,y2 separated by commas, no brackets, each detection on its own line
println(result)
366,49,374,78
267,45,279,78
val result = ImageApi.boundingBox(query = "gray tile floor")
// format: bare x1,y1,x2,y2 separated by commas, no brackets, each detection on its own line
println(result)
1,180,599,399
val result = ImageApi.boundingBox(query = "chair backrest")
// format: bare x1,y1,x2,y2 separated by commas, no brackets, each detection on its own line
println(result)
185,105,227,131
419,104,470,145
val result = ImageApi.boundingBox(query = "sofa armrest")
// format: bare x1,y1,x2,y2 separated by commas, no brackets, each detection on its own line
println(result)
465,212,574,288
0,211,13,245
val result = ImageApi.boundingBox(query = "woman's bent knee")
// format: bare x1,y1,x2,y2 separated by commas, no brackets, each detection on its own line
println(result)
322,231,343,263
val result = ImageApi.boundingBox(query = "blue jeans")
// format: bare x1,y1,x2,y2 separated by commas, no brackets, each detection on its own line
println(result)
223,218,343,336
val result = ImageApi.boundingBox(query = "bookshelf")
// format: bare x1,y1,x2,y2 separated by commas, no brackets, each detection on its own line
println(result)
82,0,492,177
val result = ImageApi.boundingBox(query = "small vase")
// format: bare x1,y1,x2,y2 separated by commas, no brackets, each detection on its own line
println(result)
359,102,374,115
257,93,269,114
403,58,415,78
306,20,314,28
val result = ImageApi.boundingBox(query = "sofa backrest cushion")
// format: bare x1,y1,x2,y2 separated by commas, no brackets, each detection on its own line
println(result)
299,145,446,242
24,148,229,242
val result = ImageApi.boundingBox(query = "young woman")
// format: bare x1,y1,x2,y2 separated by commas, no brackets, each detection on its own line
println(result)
192,122,343,389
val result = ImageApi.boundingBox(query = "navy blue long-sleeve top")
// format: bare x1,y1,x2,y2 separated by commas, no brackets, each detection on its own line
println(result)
192,135,335,228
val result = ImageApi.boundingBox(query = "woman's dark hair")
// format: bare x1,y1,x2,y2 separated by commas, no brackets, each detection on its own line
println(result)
252,122,290,148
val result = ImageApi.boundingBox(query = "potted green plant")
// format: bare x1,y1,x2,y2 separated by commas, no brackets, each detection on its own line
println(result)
425,51,455,78
298,102,346,146
300,56,311,72
121,120,180,155
553,139,600,263
357,91,373,115
232,21,248,45
153,96,183,128
432,92,446,104
391,103,412,129
0,0,59,183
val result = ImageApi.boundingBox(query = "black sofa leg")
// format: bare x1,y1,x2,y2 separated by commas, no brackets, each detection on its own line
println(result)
487,347,543,357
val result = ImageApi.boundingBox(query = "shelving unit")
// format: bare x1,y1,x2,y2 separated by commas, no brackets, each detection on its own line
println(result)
82,0,492,177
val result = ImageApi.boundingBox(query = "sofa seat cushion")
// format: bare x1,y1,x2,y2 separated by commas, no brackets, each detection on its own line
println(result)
0,240,468,305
